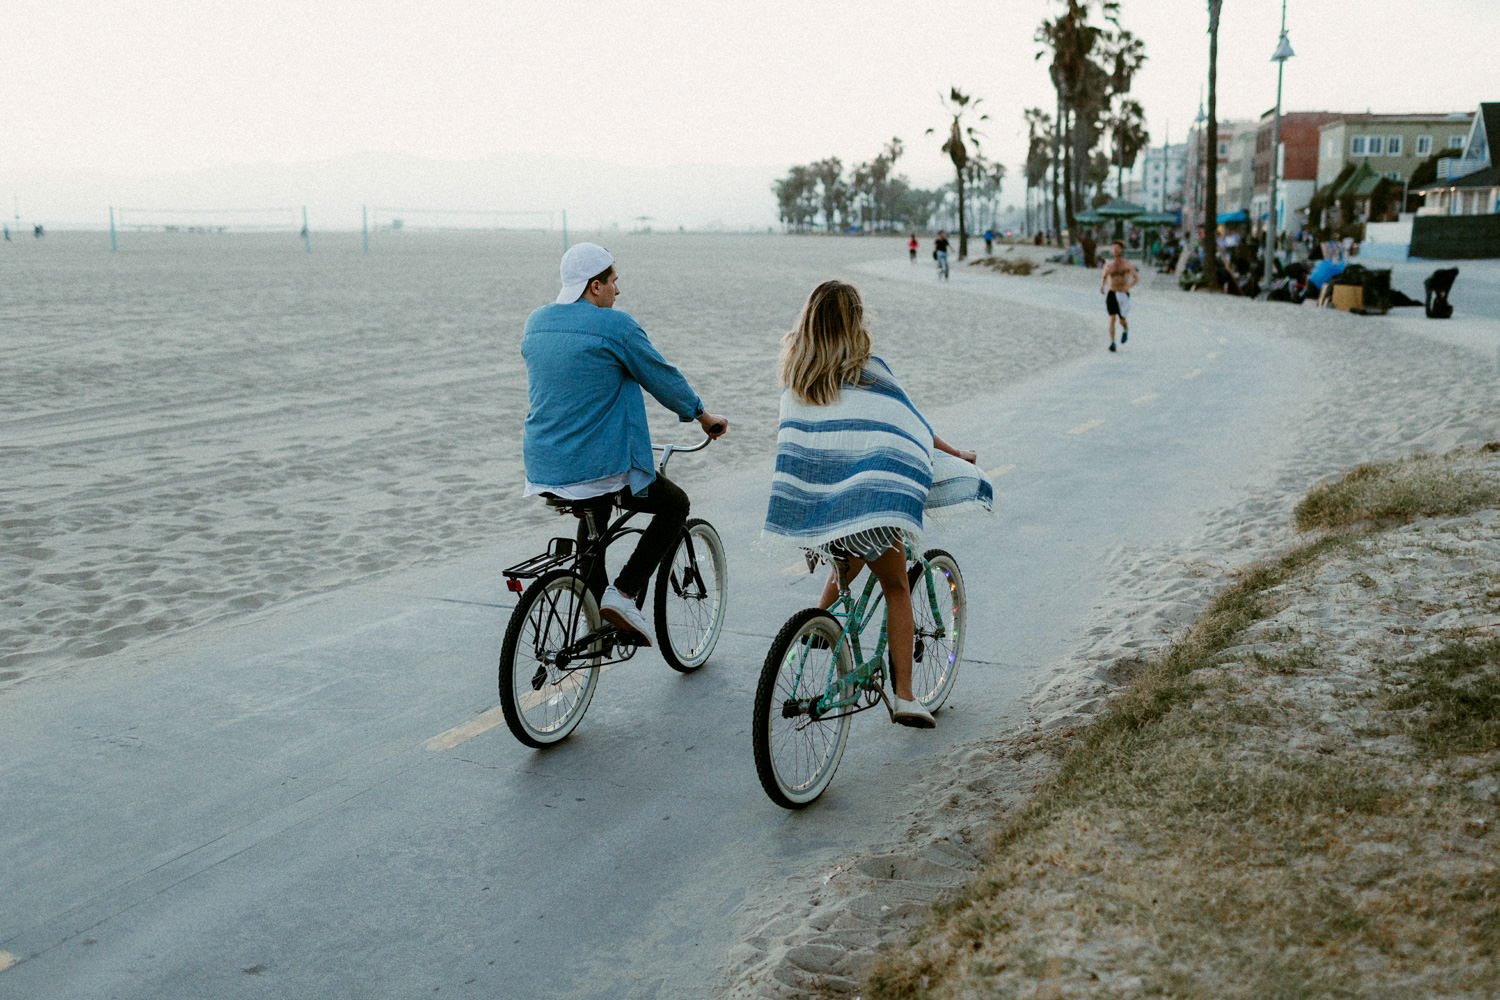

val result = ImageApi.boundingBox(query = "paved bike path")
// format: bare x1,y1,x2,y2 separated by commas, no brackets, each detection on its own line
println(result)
0,266,1318,998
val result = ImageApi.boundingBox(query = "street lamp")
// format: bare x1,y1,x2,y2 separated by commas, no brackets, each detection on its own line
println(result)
1192,102,1206,243
1264,2,1295,291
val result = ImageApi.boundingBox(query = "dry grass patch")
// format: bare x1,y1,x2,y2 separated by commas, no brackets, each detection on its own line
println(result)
1295,448,1500,532
855,447,1500,999
970,255,1037,276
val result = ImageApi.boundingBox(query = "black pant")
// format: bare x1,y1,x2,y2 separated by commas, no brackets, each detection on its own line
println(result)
578,474,690,601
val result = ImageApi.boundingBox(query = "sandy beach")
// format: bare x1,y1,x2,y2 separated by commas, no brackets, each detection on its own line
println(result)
2,231,1103,687
5,232,1500,996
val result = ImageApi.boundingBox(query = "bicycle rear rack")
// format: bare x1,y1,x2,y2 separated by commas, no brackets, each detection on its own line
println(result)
502,537,576,590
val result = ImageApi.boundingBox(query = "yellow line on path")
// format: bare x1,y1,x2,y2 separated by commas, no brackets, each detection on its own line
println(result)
1068,418,1106,435
1183,369,1203,380
1131,393,1158,405
0,951,15,973
1218,336,1229,344
1207,351,1220,360
426,705,510,751
986,463,1016,478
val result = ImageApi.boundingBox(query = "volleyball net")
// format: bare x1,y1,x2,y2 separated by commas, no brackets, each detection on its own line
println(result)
360,206,568,253
110,206,308,234
363,207,563,233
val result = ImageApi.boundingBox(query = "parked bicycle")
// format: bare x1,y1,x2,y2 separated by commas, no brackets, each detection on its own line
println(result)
498,434,728,747
752,544,965,807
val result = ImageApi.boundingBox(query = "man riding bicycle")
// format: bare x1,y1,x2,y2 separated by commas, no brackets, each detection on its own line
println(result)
521,242,728,646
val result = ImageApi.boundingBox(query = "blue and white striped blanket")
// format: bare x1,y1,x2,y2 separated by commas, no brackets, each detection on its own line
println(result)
763,357,992,552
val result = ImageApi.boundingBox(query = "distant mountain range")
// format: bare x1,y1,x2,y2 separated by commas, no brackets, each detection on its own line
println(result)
9,151,786,233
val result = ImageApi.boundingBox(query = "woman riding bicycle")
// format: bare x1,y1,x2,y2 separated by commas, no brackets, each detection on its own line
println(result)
522,242,727,645
763,280,988,727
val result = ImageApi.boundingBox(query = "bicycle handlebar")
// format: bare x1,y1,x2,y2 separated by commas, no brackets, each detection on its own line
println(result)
652,427,723,472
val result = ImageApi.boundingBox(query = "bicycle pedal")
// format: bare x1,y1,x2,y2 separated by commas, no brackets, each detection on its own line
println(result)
612,630,647,649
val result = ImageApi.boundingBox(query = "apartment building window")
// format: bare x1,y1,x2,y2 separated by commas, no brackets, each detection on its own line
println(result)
1450,135,1466,149
1367,136,1384,155
1217,140,1229,157
1386,136,1402,156
1351,136,1366,155
1416,135,1432,156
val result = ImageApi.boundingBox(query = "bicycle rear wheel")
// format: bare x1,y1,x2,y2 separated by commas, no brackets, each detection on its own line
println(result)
753,609,852,808
498,570,602,747
907,549,965,713
653,518,728,672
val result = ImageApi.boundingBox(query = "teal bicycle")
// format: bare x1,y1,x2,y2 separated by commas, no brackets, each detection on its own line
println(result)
752,545,966,808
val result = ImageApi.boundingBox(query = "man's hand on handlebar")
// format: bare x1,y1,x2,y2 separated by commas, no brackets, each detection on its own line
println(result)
698,411,729,439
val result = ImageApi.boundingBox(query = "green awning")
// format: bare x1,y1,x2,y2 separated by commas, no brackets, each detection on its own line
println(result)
1334,159,1383,198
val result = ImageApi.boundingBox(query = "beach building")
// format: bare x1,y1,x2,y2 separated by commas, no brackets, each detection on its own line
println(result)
1254,110,1343,237
1316,112,1473,197
1417,103,1500,217
1410,102,1500,258
1185,118,1251,236
1134,142,1188,215
1218,127,1258,222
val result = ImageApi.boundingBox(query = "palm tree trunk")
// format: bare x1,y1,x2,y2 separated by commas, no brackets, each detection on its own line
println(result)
955,173,968,259
1063,107,1077,238
1051,92,1064,245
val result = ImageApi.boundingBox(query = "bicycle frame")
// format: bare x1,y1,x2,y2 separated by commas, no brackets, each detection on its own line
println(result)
792,545,950,721
501,435,716,672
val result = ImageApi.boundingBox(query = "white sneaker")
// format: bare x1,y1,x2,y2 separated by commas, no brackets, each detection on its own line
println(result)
600,586,652,646
891,697,936,729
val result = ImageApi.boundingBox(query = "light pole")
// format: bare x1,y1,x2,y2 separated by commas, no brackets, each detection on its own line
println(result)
1264,2,1295,291
1192,102,1206,245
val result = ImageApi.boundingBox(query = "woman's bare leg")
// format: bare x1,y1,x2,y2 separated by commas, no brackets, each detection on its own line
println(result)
865,547,914,700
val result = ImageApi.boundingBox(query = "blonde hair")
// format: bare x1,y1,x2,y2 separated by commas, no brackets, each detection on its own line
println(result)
778,280,872,406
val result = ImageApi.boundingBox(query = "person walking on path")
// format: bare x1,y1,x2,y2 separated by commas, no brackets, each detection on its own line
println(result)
1100,240,1139,352
763,280,990,727
908,232,919,262
520,242,728,645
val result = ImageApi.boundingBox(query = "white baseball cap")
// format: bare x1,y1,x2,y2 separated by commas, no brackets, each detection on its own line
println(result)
556,242,615,304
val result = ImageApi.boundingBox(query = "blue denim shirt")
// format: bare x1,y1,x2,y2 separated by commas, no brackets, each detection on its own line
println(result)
521,301,702,495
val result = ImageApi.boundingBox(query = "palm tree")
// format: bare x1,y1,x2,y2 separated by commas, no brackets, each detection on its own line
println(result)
1023,108,1053,236
1105,98,1150,196
1035,1,1119,239
809,157,846,233
926,88,987,259
1203,0,1223,290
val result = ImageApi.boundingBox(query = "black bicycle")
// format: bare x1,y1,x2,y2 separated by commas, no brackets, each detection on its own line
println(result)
497,436,728,747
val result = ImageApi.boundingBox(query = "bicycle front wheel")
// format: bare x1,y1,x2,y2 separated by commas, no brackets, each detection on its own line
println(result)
498,571,602,748
907,549,965,713
653,518,728,673
753,609,852,809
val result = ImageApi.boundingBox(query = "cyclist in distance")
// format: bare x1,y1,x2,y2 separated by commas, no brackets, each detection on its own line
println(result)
521,242,728,645
933,230,951,278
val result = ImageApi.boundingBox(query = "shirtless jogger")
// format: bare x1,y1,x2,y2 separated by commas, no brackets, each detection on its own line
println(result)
1099,240,1139,353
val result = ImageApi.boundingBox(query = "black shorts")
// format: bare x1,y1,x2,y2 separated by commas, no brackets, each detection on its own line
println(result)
1106,290,1131,317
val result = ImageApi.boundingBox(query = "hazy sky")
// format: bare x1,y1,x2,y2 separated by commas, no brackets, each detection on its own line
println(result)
6,0,1499,223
